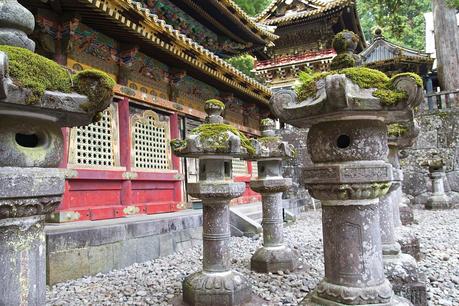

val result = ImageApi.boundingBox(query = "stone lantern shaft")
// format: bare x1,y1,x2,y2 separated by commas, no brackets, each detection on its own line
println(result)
246,119,297,273
171,100,251,306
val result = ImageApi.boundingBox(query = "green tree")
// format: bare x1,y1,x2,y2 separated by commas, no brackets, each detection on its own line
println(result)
232,0,271,16
226,54,264,83
357,0,432,50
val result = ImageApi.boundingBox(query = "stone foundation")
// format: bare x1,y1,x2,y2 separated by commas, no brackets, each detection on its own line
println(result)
45,210,203,285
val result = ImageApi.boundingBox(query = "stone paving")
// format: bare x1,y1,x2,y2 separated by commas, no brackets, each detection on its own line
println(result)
47,208,459,306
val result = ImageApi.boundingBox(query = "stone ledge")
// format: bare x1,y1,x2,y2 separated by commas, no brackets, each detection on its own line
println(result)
46,210,203,285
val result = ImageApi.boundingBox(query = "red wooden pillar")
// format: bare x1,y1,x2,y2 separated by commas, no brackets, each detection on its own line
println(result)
170,112,183,208
247,161,253,176
118,97,133,211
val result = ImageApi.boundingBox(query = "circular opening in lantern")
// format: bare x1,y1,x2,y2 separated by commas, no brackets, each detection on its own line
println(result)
336,135,351,149
15,133,41,148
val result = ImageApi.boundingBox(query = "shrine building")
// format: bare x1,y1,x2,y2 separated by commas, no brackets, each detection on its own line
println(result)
254,0,365,90
19,0,278,223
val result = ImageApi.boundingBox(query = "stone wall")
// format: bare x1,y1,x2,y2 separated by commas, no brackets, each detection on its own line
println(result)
46,211,203,285
400,109,459,206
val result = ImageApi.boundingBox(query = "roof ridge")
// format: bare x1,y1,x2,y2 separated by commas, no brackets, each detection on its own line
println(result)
255,0,331,22
260,0,354,26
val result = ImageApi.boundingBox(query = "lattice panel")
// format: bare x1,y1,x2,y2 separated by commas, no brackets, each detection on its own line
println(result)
70,105,118,167
232,158,248,177
131,110,171,170
251,161,259,178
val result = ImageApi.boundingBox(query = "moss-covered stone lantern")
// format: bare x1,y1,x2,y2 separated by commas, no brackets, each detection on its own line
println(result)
171,100,252,306
0,1,114,305
243,118,298,273
271,64,423,304
381,120,427,304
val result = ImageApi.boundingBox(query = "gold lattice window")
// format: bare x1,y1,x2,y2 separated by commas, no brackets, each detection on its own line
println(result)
131,110,171,170
232,158,248,177
69,104,119,167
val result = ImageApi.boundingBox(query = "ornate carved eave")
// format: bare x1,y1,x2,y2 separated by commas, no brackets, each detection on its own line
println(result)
25,0,272,105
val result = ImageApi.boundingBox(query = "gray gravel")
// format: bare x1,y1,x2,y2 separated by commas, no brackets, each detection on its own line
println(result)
47,209,459,306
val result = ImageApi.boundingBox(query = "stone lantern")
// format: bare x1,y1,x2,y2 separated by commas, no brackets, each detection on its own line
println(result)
244,118,298,273
387,121,422,260
270,65,423,304
421,152,451,209
0,1,113,305
171,100,251,306
380,121,426,305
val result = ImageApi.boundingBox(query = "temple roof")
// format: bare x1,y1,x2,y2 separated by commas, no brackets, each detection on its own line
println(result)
20,0,272,105
256,0,355,26
169,0,278,44
360,32,434,74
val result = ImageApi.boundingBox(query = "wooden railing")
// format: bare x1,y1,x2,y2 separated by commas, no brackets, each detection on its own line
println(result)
423,88,459,112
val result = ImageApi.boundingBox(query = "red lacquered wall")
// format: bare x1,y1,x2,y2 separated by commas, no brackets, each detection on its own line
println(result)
57,97,259,222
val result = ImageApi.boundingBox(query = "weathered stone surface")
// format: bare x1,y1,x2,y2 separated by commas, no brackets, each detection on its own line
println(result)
0,0,35,50
270,61,422,305
171,101,251,305
0,216,46,306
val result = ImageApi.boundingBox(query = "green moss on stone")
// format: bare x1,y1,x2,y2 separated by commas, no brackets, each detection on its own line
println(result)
192,123,255,155
295,67,421,106
73,69,115,112
205,99,225,109
170,139,187,151
0,45,72,104
332,30,360,53
258,136,280,144
0,46,115,108
340,67,389,89
390,72,423,87
330,53,356,70
295,70,331,101
387,123,409,137
373,89,408,106
260,118,273,126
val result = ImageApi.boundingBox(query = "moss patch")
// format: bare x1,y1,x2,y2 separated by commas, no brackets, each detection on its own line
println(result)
330,53,356,70
0,46,115,108
192,123,255,155
295,70,331,101
332,30,360,53
258,136,280,145
205,99,225,109
340,67,389,89
373,89,408,106
170,139,187,151
73,69,115,112
387,123,409,137
390,72,423,87
260,118,273,126
295,67,421,106
0,45,72,104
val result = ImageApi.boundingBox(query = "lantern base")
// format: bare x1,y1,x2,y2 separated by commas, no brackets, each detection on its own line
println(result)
251,245,299,273
183,270,251,306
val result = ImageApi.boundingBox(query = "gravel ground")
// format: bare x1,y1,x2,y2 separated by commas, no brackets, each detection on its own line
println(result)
47,208,459,306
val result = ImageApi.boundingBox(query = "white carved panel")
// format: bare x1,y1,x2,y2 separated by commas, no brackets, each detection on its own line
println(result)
232,158,248,177
131,110,171,170
69,104,119,167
